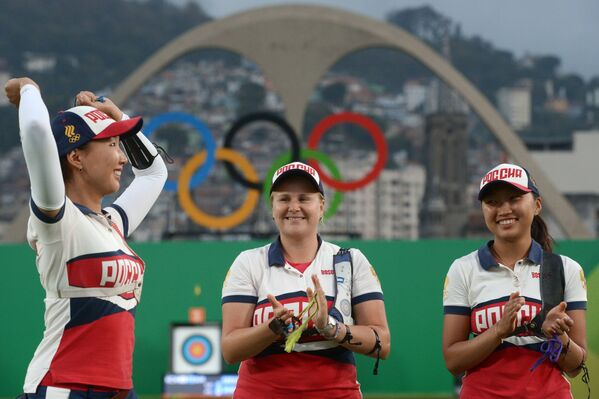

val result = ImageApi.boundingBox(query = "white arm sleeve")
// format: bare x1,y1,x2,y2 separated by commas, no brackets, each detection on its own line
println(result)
19,84,65,210
105,114,167,236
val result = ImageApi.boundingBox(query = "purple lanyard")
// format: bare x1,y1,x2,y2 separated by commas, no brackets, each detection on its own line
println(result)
530,335,563,371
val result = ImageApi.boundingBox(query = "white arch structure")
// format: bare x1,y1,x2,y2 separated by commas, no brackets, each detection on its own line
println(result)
4,5,589,240
106,5,595,239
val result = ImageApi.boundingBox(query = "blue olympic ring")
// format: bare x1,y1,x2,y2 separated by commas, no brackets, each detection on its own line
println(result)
182,335,213,365
143,112,217,192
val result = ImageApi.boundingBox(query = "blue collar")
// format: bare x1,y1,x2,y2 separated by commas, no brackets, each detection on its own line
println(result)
477,239,543,270
74,203,111,219
74,203,97,215
268,235,323,267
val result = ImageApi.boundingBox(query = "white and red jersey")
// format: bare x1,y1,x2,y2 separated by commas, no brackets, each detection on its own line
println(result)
24,198,145,392
222,237,383,397
443,240,587,398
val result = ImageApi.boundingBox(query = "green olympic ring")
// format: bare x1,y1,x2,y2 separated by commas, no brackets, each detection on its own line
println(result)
263,149,344,222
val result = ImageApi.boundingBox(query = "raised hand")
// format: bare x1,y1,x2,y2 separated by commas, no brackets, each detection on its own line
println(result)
493,291,525,339
307,274,329,330
74,91,123,121
267,294,294,325
541,302,573,337
4,77,39,107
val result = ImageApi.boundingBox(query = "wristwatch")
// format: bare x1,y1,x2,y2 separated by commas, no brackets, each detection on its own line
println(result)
317,316,339,338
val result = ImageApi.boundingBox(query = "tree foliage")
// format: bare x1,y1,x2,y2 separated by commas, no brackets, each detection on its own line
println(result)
386,6,451,47
0,0,209,152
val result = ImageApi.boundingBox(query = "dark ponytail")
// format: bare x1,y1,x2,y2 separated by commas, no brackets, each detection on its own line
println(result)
531,214,554,252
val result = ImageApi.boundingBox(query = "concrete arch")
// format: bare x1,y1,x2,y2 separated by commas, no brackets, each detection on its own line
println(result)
108,5,589,238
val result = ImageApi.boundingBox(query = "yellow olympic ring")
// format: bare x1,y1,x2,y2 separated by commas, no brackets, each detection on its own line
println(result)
178,148,260,229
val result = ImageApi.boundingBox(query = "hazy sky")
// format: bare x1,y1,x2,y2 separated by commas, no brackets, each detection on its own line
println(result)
189,0,598,79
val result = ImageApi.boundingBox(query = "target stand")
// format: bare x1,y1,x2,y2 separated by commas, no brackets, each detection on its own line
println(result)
170,323,222,374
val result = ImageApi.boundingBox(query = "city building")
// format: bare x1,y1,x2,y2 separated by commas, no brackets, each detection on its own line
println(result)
321,157,426,239
420,112,469,237
403,80,428,112
496,85,531,130
531,130,599,237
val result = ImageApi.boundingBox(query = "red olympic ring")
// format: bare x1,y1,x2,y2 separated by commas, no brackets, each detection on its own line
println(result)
306,112,388,191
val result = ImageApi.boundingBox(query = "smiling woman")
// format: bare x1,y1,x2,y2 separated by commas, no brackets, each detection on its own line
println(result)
220,161,391,398
441,163,588,399
4,77,167,399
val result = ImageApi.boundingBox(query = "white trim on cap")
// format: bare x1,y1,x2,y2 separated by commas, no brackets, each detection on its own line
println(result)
272,162,321,185
479,163,529,191
68,106,116,135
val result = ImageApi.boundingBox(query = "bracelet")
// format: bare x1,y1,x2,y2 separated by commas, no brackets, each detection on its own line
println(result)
366,328,382,354
365,328,382,375
492,325,504,343
329,322,341,340
338,324,362,346
317,321,341,340
564,346,586,374
560,337,571,357
316,316,340,340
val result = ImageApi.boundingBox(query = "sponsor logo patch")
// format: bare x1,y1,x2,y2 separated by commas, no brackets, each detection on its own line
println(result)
84,109,110,123
580,269,587,290
64,125,80,143
341,299,351,316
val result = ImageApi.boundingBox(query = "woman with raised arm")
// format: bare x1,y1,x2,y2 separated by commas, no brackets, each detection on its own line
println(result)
5,77,167,399
442,163,588,398
221,161,390,398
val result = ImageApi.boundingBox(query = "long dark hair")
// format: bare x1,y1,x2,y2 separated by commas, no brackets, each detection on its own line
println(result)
531,214,554,252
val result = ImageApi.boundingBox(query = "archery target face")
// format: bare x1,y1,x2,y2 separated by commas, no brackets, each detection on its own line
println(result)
171,324,222,374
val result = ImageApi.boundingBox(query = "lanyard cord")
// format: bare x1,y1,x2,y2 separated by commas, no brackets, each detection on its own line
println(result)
365,327,382,375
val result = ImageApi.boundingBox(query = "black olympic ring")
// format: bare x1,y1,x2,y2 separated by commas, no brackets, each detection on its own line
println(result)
222,111,301,190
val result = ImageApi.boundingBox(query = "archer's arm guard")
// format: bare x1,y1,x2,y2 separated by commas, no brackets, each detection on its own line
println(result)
121,132,158,170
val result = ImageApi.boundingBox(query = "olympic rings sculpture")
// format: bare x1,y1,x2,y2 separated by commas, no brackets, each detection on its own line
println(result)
144,111,388,230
